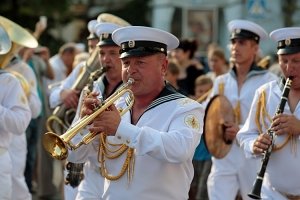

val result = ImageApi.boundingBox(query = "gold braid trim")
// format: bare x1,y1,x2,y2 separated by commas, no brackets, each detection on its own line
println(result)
254,90,292,152
218,82,224,95
234,100,241,125
98,134,135,182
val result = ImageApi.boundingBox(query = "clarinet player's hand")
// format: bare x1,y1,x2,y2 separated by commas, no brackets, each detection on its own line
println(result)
271,113,300,136
253,134,272,155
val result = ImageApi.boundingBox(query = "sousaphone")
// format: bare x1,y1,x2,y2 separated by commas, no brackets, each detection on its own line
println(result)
0,15,38,68
0,25,11,55
203,95,235,159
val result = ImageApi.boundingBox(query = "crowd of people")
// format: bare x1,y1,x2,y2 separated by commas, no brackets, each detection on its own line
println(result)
0,12,300,200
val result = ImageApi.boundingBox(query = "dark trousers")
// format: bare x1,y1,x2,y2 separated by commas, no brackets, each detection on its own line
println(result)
24,117,41,192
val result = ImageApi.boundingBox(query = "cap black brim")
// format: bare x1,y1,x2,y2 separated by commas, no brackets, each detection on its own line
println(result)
277,46,300,55
120,51,156,59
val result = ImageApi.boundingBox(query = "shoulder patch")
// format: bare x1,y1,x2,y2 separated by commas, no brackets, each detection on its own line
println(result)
184,114,200,131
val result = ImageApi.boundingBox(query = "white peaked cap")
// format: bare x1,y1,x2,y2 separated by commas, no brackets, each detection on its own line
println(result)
87,20,98,33
95,22,121,37
228,19,268,42
270,27,300,54
112,26,179,58
95,23,121,46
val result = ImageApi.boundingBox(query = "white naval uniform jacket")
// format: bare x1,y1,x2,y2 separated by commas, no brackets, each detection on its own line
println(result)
237,79,300,197
49,61,85,109
7,57,42,118
207,65,277,200
68,84,204,200
0,72,31,149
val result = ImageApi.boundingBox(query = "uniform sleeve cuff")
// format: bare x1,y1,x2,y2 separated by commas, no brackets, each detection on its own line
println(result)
115,120,140,146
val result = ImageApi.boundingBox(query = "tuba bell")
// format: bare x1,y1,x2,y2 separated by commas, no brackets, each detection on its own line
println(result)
0,16,38,96
0,15,38,68
43,78,135,160
0,24,11,55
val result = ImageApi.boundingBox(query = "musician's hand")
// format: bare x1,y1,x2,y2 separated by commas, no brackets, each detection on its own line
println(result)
80,91,100,117
271,114,300,136
61,89,80,109
253,134,272,155
224,121,239,142
89,104,121,136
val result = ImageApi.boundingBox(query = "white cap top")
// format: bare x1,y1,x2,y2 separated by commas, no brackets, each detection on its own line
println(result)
270,27,300,41
228,19,268,42
95,22,121,37
270,27,300,54
94,23,121,46
87,20,98,34
112,26,179,58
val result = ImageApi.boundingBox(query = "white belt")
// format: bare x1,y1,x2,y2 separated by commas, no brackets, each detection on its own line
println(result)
0,147,7,156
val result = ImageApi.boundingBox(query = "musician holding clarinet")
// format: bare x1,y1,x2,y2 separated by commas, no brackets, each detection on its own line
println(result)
237,27,300,199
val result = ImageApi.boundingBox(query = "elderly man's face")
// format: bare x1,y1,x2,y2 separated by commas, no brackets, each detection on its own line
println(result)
278,52,300,89
121,53,167,97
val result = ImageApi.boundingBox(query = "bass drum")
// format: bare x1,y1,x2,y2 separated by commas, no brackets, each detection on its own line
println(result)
203,95,235,159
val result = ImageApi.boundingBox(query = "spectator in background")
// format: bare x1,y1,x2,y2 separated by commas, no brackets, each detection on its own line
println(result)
170,38,205,97
164,60,188,95
206,47,229,80
189,75,213,200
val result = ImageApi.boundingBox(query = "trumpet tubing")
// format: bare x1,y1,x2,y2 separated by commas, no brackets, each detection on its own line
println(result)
42,78,135,160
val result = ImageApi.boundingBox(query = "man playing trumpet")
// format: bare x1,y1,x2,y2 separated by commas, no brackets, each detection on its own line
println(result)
68,26,204,199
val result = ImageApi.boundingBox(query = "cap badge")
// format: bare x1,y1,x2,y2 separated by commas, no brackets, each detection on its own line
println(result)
102,33,109,39
234,29,241,34
285,38,291,46
128,40,135,48
160,48,164,52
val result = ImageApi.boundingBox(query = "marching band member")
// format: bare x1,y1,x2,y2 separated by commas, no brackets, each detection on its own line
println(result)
0,24,31,200
65,22,126,200
206,19,277,200
0,16,40,200
68,26,204,200
237,27,300,199
49,19,99,110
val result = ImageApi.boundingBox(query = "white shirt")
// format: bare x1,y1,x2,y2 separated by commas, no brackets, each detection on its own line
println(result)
237,80,300,195
0,72,31,149
7,58,41,118
68,86,204,200
49,62,85,108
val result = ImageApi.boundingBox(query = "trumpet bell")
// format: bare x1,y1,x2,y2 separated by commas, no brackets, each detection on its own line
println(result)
0,16,38,48
43,132,68,160
0,25,11,55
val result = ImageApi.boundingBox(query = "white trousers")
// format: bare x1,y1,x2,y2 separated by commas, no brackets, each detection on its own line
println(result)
75,162,104,200
64,168,79,200
207,142,259,200
0,151,12,200
8,134,31,200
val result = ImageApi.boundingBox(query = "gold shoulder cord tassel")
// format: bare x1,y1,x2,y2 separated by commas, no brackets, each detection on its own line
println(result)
254,90,294,152
98,133,135,183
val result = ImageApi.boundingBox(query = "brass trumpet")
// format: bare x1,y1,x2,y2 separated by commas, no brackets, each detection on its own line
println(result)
42,78,135,160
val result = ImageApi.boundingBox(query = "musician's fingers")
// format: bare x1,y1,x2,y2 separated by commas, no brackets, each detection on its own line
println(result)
253,140,268,154
89,125,105,134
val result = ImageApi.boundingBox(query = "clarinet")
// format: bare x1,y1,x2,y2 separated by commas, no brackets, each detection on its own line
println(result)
248,77,292,199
